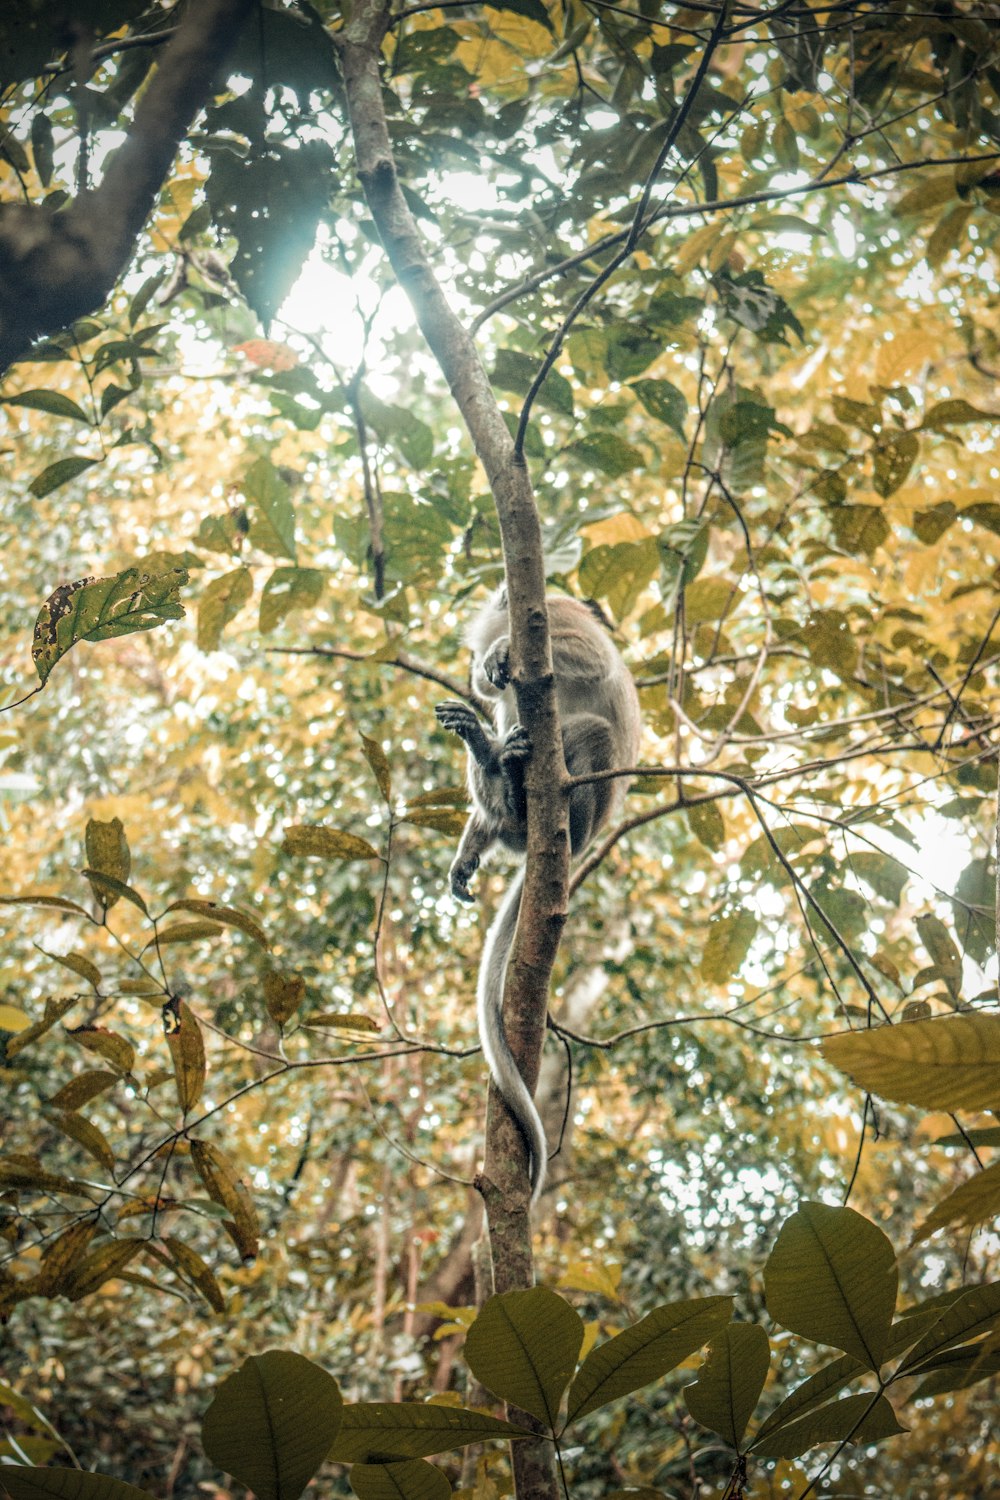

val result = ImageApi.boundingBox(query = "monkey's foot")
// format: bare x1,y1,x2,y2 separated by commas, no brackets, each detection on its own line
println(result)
482,637,511,691
449,858,478,903
435,700,480,740
500,724,531,764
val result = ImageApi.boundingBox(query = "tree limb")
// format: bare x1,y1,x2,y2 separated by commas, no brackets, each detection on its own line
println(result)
0,0,257,373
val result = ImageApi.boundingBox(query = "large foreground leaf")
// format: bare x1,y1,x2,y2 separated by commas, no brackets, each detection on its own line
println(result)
822,1014,1000,1111
566,1296,733,1422
764,1204,897,1369
201,1350,342,1500
464,1287,584,1427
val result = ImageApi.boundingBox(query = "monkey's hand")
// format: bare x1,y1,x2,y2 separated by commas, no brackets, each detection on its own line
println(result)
449,855,478,904
435,700,481,740
499,723,531,766
481,636,511,692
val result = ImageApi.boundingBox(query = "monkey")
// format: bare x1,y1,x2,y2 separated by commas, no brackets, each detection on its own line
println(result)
435,586,641,1204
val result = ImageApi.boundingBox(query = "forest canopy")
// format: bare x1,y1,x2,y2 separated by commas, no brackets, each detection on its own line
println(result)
2,2,1000,1498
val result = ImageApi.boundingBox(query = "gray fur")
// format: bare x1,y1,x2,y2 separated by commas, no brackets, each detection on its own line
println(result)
435,589,641,1204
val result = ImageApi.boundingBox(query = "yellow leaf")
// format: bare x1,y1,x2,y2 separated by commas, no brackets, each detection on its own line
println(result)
874,329,933,387
912,1159,1000,1244
822,1014,1000,1111
674,222,725,276
582,512,651,546
0,1004,31,1032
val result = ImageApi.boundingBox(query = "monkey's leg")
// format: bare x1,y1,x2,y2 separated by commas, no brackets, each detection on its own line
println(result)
435,700,500,772
564,714,615,851
449,811,494,903
498,723,531,823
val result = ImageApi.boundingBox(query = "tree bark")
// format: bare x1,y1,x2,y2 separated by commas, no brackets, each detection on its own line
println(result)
337,3,569,1493
0,0,258,373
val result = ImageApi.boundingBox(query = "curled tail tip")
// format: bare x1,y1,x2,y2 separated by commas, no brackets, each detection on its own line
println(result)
530,1159,546,1207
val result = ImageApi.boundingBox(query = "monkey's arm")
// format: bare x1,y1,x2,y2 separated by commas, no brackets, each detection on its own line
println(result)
448,811,494,903
435,700,499,771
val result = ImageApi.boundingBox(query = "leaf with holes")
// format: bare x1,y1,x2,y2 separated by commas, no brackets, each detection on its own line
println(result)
32,568,187,685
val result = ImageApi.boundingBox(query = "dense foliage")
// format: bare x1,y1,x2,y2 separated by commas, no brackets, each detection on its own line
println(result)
2,1,1000,1496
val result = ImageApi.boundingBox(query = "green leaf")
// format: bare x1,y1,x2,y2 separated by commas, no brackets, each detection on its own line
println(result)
961,502,1000,539
488,0,555,32
244,457,297,561
831,396,880,434
913,500,957,543
916,913,963,999
910,1344,1000,1399
32,568,187,685
872,430,918,498
830,504,890,557
259,567,324,632
206,133,337,326
163,1237,226,1314
629,379,687,439
201,1351,343,1500
263,970,307,1027
750,1393,905,1460
763,1203,897,1368
565,1296,733,1422
161,898,268,949
197,568,253,651
568,432,645,477
687,801,725,853
0,894,91,917
361,392,435,470
80,871,149,915
821,1013,1000,1111
48,1070,119,1111
84,818,131,909
951,857,996,965
683,577,733,623
683,1323,769,1447
28,456,99,497
0,1469,156,1500
164,1000,206,1113
604,329,661,383
31,110,54,186
349,1459,451,1500
464,1287,584,1427
403,807,468,836
896,1281,1000,1375
850,851,908,905
801,609,857,676
284,826,381,861
4,389,91,423
492,348,573,417
361,734,392,804
912,1160,1000,1244
48,1109,115,1172
64,1239,143,1299
6,996,77,1059
66,1026,135,1073
329,1403,528,1463
0,1155,88,1196
921,398,995,432
190,1140,258,1260
750,1351,864,1450
700,911,757,984
44,950,101,989
578,539,659,619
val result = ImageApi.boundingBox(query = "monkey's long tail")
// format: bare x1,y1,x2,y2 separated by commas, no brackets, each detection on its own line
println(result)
477,866,547,1205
